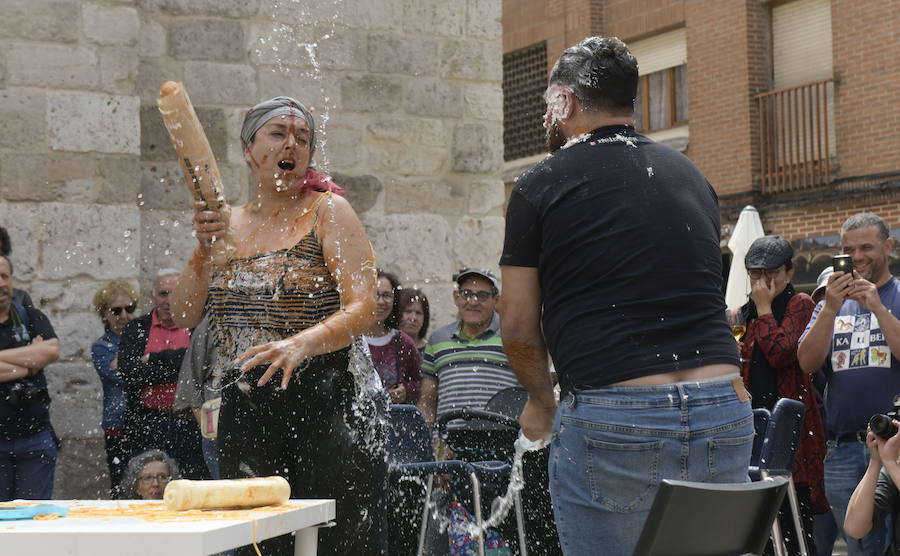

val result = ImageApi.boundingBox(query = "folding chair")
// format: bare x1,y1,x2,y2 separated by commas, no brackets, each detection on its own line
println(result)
436,407,528,555
386,404,510,556
749,397,808,556
752,407,771,466
632,476,790,556
484,386,529,420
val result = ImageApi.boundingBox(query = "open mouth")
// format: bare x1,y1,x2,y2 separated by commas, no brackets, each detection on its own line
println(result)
277,160,296,171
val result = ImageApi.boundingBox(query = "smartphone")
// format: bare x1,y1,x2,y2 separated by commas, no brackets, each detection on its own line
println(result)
833,254,854,276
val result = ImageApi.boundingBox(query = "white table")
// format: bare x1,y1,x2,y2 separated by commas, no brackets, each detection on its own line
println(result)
0,499,335,555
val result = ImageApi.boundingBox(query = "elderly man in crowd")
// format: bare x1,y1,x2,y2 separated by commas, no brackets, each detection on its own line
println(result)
119,269,207,480
0,254,60,500
417,268,520,430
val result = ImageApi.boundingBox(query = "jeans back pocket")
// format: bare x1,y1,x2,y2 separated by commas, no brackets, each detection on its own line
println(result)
586,437,662,513
708,431,755,480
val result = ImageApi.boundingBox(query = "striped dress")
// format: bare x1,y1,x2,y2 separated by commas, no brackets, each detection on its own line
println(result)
207,196,341,370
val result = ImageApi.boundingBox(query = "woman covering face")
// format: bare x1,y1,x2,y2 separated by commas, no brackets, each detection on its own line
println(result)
170,96,387,555
738,235,827,553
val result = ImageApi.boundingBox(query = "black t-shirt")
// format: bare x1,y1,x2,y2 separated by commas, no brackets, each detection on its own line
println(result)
501,125,739,391
0,305,57,440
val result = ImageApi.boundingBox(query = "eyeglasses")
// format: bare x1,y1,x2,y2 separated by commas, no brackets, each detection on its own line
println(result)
109,304,136,316
137,473,170,485
459,289,494,302
747,268,783,280
376,292,395,301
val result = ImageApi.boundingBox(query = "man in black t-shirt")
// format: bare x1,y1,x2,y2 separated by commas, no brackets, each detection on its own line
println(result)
498,36,752,555
0,255,60,501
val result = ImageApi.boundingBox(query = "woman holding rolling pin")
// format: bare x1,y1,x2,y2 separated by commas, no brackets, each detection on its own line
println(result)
171,96,386,555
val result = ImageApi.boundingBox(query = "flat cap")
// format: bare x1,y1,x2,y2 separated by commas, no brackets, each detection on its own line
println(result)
744,235,794,270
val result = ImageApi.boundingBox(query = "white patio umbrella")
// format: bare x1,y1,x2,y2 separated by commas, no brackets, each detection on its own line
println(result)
725,205,765,310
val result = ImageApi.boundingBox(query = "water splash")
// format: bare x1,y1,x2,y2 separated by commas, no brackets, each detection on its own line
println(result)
254,0,344,172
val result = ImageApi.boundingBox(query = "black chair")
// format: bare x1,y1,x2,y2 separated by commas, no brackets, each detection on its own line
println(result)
749,397,808,556
484,386,529,420
632,477,790,556
386,404,509,556
751,407,771,466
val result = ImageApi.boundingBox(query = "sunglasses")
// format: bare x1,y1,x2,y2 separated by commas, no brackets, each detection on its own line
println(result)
109,304,136,316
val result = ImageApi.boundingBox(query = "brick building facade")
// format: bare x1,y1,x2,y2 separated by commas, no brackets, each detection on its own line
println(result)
502,0,900,291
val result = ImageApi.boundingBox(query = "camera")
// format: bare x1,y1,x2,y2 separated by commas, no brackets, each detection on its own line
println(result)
833,254,854,276
869,398,900,440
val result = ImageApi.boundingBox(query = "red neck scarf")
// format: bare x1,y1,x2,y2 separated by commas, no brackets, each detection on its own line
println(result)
295,168,345,195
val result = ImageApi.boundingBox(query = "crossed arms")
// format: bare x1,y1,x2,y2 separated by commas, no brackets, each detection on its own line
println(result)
0,337,60,383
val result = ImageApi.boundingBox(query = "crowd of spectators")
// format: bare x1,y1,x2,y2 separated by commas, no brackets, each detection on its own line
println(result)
4,206,900,554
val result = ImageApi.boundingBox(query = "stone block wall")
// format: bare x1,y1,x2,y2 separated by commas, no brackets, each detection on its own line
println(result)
0,0,503,497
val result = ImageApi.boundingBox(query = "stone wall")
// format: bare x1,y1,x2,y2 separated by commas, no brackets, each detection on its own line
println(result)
0,0,503,498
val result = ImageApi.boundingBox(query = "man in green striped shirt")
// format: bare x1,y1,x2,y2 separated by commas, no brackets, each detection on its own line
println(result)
417,268,520,428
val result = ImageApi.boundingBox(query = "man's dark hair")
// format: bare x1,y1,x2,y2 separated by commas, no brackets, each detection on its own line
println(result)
0,227,10,257
842,212,890,241
549,36,638,113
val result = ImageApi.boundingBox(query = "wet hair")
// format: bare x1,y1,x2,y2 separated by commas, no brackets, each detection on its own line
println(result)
120,449,181,499
397,288,430,341
842,213,890,241
376,269,402,329
0,227,10,257
241,96,317,158
549,36,638,113
92,280,139,328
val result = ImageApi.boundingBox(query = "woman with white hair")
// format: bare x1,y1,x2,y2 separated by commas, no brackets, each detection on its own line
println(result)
120,449,180,500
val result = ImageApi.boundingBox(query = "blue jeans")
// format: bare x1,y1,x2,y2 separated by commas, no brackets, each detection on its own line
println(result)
202,436,220,480
0,427,58,501
549,380,753,556
824,440,889,556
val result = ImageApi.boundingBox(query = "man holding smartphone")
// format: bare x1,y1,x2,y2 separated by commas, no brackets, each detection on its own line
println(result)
499,36,751,555
799,212,900,556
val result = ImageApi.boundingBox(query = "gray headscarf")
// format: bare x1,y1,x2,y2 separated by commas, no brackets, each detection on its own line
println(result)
240,96,317,158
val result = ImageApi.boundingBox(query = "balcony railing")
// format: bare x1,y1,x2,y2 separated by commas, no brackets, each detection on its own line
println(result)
756,78,835,194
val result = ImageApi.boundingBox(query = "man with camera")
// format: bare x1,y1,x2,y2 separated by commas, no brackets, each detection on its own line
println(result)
0,254,61,501
843,417,900,554
799,212,900,555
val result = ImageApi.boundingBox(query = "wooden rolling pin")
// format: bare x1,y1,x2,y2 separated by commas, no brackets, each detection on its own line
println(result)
157,81,236,267
164,476,291,511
